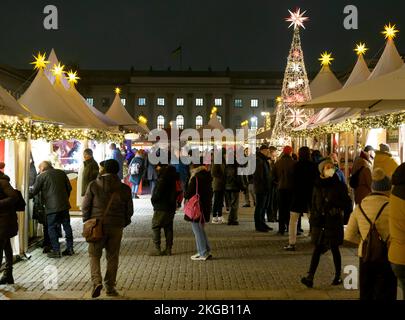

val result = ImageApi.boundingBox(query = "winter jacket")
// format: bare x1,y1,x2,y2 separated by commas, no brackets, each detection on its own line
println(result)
184,166,213,223
253,152,272,194
82,174,133,228
0,175,19,239
373,150,399,178
290,160,318,213
274,154,296,190
129,156,145,185
310,175,353,247
146,158,158,181
151,165,178,213
345,193,391,257
211,163,225,192
352,152,372,204
81,158,99,196
224,164,242,192
30,168,72,214
389,163,405,265
110,148,124,179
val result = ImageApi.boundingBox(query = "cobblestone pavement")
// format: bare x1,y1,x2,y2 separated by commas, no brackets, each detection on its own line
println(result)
0,196,362,300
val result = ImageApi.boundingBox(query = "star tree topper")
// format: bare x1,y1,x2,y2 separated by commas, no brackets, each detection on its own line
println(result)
286,8,309,29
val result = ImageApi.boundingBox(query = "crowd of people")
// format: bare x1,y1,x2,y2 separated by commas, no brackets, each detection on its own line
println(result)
0,141,404,301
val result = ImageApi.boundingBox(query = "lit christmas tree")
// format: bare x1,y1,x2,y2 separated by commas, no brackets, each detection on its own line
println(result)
271,8,312,146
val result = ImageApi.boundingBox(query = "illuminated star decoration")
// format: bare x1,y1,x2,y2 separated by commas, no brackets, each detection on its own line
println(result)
354,43,368,56
66,70,80,85
291,62,301,72
286,8,309,29
51,63,65,77
138,115,148,124
382,23,399,40
319,52,334,66
115,87,121,95
286,108,306,127
30,52,50,71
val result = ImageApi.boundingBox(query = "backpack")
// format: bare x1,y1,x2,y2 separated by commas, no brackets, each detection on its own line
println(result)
130,162,141,175
349,166,364,189
184,177,203,222
359,202,389,263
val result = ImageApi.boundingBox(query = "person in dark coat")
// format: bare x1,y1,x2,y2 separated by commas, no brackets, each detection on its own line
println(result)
301,159,353,288
284,147,318,251
109,143,124,180
0,167,19,285
266,146,278,223
185,162,213,261
82,159,133,298
352,148,373,205
81,149,99,197
149,163,178,256
273,146,296,235
145,151,158,194
253,145,273,232
224,154,242,225
129,151,145,199
29,161,74,258
211,149,226,224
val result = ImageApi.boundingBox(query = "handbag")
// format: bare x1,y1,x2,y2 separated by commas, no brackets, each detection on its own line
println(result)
82,191,117,242
184,177,204,223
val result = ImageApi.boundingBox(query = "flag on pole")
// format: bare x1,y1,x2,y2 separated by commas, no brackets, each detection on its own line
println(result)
171,46,182,56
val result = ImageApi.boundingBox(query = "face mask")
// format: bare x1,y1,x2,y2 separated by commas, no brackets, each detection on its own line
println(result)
324,168,335,178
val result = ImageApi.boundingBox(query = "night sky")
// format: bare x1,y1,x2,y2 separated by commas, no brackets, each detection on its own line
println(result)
0,0,404,73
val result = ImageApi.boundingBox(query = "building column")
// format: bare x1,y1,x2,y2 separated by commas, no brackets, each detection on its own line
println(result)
204,93,213,122
147,93,156,127
166,93,175,127
186,93,194,129
224,94,232,129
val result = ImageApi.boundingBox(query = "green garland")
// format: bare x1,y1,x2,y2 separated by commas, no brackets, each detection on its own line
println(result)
291,111,405,138
0,120,124,143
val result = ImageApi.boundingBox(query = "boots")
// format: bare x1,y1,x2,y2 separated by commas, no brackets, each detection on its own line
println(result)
0,270,14,285
301,273,314,288
162,246,172,256
148,245,162,256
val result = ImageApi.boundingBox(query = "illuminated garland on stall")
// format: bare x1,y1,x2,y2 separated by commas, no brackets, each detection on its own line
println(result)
291,111,405,137
0,120,124,143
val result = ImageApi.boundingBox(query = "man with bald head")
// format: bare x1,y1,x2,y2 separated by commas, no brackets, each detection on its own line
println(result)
30,161,74,258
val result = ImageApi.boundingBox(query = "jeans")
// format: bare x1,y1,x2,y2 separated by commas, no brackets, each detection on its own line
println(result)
244,184,256,206
0,238,13,274
149,180,157,195
226,191,239,223
47,210,74,252
308,244,341,280
288,212,301,245
359,258,397,300
152,211,175,248
131,183,139,195
88,226,123,288
278,189,292,233
212,191,224,218
191,222,211,257
254,193,269,230
391,263,405,300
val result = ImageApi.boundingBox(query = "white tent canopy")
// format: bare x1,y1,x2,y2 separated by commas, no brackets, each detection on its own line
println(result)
368,39,404,80
45,48,70,89
310,65,342,99
343,54,371,88
106,93,149,133
0,85,31,118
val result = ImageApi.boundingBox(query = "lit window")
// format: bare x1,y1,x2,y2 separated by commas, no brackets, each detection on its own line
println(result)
176,98,184,106
157,97,165,106
138,98,146,106
157,115,165,130
251,99,259,108
176,115,184,130
234,99,243,108
121,98,126,106
196,115,203,129
250,116,258,130
86,98,94,106
195,98,204,107
214,98,222,106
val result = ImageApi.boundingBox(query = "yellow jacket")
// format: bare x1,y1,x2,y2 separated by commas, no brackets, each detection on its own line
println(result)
389,194,405,265
345,193,391,257
373,151,399,178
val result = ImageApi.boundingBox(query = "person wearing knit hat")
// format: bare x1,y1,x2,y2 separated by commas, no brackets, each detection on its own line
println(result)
345,167,397,300
301,155,352,289
283,146,293,156
371,168,392,194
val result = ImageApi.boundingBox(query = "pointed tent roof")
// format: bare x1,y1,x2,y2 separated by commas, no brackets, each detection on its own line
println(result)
106,93,148,133
368,39,403,80
44,49,70,89
344,54,371,88
18,70,84,125
0,85,32,117
207,112,225,131
310,65,342,99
